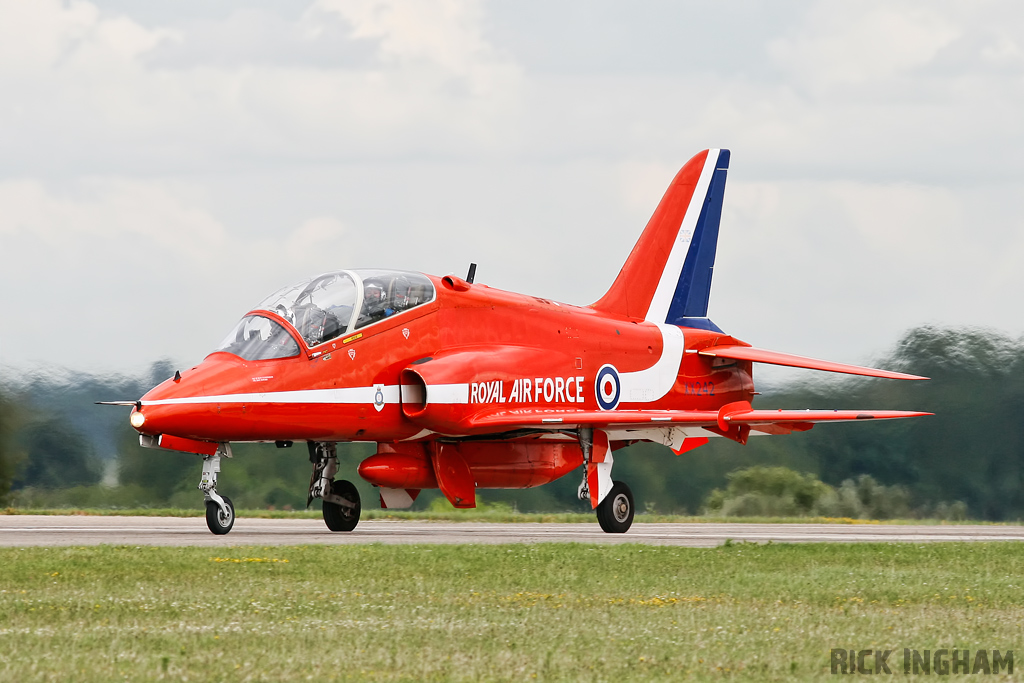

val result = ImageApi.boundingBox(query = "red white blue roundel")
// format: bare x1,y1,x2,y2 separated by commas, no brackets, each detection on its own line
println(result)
595,364,621,411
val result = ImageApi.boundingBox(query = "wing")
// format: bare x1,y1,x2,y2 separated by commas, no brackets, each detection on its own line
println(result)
463,403,931,441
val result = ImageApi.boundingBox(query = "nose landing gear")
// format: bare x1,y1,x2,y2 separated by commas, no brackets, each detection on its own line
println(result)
199,445,235,535
307,442,361,532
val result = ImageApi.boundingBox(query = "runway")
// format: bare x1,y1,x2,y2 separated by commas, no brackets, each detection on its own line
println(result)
2,515,1024,547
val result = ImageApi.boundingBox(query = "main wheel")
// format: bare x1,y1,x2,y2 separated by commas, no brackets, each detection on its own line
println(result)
323,479,361,532
205,496,235,535
596,481,634,533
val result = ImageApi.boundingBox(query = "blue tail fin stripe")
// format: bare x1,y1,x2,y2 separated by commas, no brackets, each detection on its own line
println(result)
665,150,730,325
675,317,724,333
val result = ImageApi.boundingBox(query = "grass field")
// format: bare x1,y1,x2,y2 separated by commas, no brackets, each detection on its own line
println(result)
1,543,1021,681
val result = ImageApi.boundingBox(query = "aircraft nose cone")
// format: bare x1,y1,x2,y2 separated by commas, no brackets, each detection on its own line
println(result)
132,356,240,442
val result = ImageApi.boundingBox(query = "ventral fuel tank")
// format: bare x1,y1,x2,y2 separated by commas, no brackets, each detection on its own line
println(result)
358,441,584,491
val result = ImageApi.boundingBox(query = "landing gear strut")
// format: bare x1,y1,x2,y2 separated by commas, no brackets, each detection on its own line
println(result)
307,442,361,532
578,427,634,533
199,444,235,535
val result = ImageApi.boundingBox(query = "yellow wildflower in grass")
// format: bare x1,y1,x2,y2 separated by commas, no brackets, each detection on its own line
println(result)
209,557,289,564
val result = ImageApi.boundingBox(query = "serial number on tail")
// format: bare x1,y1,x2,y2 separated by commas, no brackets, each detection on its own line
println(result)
682,381,714,396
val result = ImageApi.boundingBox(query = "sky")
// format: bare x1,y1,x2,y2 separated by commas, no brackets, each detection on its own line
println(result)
1,0,1023,383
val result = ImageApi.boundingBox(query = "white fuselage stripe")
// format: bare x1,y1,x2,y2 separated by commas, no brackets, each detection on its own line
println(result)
142,384,470,406
645,149,720,324
618,324,685,403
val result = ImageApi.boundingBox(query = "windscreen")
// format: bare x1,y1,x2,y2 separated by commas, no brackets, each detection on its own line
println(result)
215,315,301,361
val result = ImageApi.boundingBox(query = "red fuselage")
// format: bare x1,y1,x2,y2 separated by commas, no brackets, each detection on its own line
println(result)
136,273,754,445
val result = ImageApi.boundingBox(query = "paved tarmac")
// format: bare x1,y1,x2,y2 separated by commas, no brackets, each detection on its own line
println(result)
2,515,1024,547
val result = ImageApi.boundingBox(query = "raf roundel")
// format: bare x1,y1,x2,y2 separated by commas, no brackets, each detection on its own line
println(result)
595,364,621,411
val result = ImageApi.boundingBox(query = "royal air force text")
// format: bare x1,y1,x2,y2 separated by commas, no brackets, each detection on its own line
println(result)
471,378,585,404
470,377,717,404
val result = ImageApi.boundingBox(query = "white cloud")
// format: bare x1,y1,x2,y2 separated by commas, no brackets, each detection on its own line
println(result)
0,178,359,372
283,216,348,265
0,0,174,75
712,176,1021,366
313,0,490,73
0,0,523,177
0,179,226,258
2,0,1024,376
768,3,960,88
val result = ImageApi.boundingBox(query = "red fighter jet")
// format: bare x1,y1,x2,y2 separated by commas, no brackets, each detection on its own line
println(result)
102,149,929,536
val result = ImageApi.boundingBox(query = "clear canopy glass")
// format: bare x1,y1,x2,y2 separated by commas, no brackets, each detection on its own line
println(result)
352,269,436,331
212,270,436,358
256,271,359,348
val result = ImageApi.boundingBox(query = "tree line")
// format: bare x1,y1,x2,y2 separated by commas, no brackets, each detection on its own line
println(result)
1,325,1022,518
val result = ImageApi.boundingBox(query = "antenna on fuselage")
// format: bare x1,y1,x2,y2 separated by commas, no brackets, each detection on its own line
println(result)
466,263,477,284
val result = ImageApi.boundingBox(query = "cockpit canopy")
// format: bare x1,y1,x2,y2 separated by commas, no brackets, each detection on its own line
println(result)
215,269,435,360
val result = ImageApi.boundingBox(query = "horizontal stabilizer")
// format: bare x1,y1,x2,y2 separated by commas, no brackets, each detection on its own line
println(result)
697,345,928,381
724,409,933,425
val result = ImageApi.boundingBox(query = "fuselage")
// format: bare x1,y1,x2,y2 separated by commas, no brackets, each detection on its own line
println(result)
136,272,755,443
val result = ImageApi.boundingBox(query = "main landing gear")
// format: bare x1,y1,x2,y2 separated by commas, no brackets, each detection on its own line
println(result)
577,427,635,533
596,481,635,533
307,442,361,532
199,445,235,535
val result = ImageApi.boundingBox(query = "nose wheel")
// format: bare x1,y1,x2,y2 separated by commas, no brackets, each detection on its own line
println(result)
206,495,235,535
596,481,634,533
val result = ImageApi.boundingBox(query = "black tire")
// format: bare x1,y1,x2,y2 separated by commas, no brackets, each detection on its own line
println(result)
205,496,235,535
596,481,634,533
323,480,361,532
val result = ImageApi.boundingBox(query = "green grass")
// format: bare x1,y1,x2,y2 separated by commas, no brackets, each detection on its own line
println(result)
0,543,1021,681
2,506,1010,524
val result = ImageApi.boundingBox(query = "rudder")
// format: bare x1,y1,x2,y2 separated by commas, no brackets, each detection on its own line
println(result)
592,149,730,330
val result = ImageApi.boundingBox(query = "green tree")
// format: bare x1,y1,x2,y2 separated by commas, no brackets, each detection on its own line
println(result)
753,326,1024,519
116,419,195,503
14,418,101,489
704,466,831,517
0,389,25,505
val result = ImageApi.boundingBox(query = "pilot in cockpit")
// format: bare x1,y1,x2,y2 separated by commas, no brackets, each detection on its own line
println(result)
358,282,390,327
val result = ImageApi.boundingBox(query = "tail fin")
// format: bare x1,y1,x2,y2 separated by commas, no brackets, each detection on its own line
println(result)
592,149,730,330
